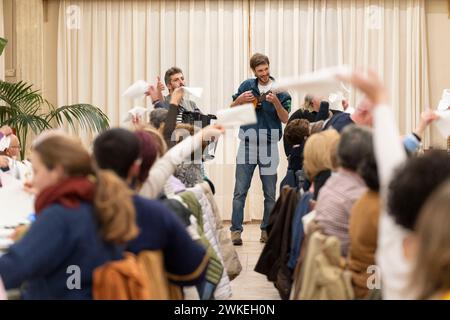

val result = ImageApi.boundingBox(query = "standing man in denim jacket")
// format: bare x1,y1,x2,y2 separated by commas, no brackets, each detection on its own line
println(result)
230,53,291,245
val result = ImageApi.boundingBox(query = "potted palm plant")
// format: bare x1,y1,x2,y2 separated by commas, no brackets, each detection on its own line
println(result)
0,80,110,159
2,37,109,160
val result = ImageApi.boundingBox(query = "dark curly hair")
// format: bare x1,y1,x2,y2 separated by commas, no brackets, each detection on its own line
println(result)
387,150,450,230
357,150,379,192
284,119,310,146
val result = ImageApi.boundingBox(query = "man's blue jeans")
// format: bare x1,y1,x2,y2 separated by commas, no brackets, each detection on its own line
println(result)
230,139,279,232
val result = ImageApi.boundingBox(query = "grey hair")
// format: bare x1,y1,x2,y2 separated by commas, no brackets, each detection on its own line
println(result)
337,125,373,171
149,109,168,129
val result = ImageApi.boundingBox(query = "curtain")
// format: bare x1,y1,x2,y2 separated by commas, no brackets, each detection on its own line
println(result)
57,0,429,221
0,0,5,80
57,0,250,221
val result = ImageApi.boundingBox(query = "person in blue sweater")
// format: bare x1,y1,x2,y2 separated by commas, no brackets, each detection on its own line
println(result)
0,132,139,299
229,53,292,245
92,128,209,287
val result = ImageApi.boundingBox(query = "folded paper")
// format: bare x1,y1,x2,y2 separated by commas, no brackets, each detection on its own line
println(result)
328,92,345,112
433,110,450,138
0,136,11,152
0,172,34,228
122,80,150,99
272,66,352,96
183,87,203,98
437,89,450,112
123,106,149,123
216,104,257,128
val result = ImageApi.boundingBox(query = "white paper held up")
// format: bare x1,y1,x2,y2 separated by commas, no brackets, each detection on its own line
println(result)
183,87,203,98
0,136,11,152
437,89,450,111
122,80,150,99
123,106,149,123
433,110,450,138
272,65,352,96
328,92,345,112
0,172,34,228
216,104,257,128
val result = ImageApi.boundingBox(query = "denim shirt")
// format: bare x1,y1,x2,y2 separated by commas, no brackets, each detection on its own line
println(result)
232,77,291,144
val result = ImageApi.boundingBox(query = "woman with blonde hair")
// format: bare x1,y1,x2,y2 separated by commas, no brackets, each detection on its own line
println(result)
0,132,138,299
303,129,340,199
410,179,450,300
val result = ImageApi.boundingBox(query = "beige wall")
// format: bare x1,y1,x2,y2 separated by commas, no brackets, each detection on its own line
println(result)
3,0,16,82
43,0,59,105
426,0,450,149
5,0,450,147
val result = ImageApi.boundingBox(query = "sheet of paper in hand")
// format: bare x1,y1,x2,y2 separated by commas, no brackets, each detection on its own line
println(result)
0,136,11,152
434,110,450,138
122,80,150,99
183,87,203,98
437,89,450,111
272,66,352,96
0,172,34,228
123,106,149,123
216,104,257,128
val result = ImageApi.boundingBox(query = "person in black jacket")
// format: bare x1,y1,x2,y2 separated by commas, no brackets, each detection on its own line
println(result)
279,119,310,191
283,95,331,157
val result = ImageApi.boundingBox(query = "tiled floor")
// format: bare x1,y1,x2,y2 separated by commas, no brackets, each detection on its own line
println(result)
226,222,281,300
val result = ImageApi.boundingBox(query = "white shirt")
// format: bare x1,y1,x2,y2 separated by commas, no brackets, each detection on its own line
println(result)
373,104,415,299
258,80,273,94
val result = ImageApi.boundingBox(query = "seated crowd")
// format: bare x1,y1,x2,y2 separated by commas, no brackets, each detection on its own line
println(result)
0,67,449,301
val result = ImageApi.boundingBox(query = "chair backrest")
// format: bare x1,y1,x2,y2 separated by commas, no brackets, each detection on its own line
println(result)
93,251,183,300
92,252,151,300
293,231,354,300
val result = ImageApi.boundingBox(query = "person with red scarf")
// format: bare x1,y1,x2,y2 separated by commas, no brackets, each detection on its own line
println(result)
0,132,139,299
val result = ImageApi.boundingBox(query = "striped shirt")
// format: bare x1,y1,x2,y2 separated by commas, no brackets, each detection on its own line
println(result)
315,168,367,257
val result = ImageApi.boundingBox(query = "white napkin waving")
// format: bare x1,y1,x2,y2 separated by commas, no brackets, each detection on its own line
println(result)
216,104,257,128
183,87,203,98
123,106,149,123
272,66,352,96
433,110,450,138
328,91,345,112
122,80,150,99
0,136,11,152
437,89,450,112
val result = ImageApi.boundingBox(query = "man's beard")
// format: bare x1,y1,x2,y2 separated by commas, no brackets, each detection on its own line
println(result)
258,75,270,84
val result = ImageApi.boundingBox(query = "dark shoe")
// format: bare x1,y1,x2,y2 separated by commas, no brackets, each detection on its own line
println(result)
260,230,268,243
231,231,243,246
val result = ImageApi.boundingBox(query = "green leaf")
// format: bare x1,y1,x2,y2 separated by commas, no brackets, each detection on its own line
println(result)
0,80,109,159
46,104,110,133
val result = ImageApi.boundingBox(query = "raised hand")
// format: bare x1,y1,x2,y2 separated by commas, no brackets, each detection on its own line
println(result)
145,85,161,104
169,87,184,106
266,92,281,106
338,69,388,106
414,109,440,138
237,91,255,104
156,76,165,92
202,124,225,142
0,155,8,167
